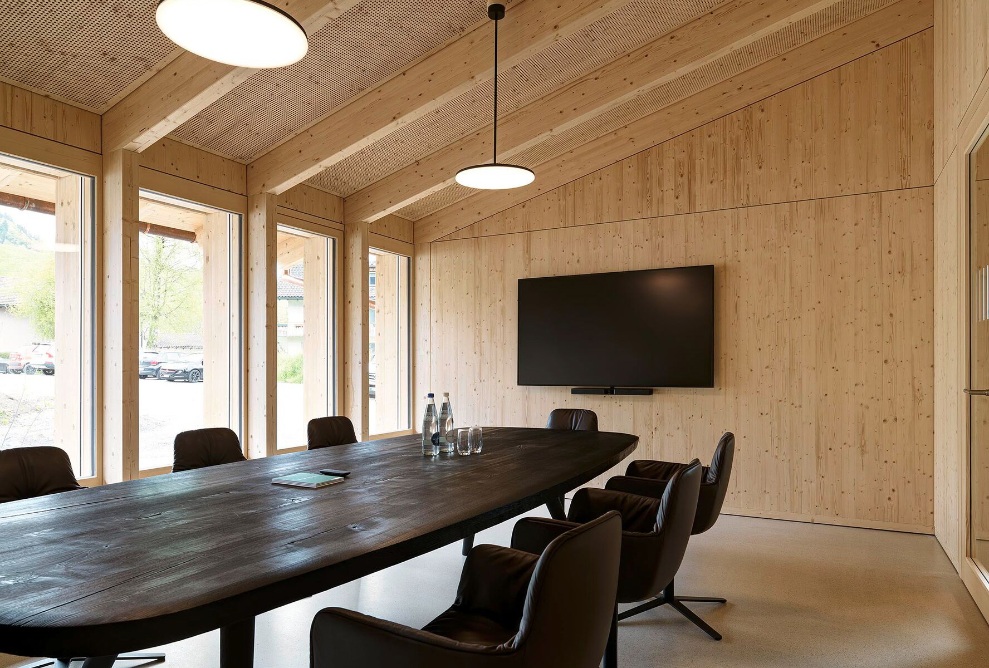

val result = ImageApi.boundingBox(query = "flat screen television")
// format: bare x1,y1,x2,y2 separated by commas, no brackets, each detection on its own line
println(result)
518,265,715,388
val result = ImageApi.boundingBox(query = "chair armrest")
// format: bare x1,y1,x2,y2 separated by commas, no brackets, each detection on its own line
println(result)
625,459,688,480
453,544,539,625
568,488,660,534
312,607,515,668
510,517,578,556
605,475,670,500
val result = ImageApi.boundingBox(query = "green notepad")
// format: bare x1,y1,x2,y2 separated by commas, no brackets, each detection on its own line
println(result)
272,472,344,489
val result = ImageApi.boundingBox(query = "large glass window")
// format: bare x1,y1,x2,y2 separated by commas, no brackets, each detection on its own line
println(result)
275,224,336,450
138,191,242,471
368,248,410,435
0,155,95,478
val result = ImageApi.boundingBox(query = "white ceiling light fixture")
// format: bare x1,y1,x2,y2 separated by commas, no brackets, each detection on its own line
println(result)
455,2,535,191
156,0,309,69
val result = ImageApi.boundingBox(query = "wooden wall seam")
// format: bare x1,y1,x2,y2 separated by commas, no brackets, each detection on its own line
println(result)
418,26,937,534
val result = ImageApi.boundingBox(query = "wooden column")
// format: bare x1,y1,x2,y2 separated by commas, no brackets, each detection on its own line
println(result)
102,150,140,482
247,194,276,458
413,243,431,426
54,175,83,473
344,222,369,440
202,211,231,427
372,252,410,433
303,235,331,423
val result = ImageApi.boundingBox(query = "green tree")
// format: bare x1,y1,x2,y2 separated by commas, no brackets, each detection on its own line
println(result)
12,256,55,340
139,234,203,349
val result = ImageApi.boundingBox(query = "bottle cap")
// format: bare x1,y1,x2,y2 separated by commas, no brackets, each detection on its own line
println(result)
427,393,434,398
443,392,450,396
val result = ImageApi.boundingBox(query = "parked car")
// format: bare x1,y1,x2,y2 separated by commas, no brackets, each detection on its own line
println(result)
8,344,55,375
139,350,186,379
158,356,204,383
0,356,8,374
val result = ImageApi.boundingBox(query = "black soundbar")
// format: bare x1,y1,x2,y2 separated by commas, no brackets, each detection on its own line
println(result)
571,387,654,396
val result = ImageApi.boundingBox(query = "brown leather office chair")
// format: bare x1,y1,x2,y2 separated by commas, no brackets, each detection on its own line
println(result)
311,512,622,668
171,427,246,473
460,408,599,557
605,432,735,639
0,446,82,504
307,416,358,450
545,408,598,519
0,447,165,668
512,461,703,666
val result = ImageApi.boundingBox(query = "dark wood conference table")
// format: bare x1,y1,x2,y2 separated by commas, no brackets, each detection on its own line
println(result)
0,427,637,666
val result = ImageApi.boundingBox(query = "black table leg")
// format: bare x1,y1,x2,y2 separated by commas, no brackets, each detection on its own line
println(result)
221,618,255,668
81,657,118,668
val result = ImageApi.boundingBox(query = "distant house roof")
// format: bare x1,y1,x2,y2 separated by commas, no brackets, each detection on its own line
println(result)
277,263,303,299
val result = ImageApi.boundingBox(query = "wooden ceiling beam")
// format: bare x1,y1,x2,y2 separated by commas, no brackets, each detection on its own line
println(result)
344,0,845,225
413,0,933,243
247,0,640,196
101,0,362,153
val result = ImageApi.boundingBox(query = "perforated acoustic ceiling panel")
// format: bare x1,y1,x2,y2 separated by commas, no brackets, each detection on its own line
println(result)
0,1,177,113
392,0,899,221
306,0,726,196
170,0,510,162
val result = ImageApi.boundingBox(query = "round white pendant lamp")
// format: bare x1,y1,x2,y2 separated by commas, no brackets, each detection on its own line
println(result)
455,2,535,191
156,0,309,69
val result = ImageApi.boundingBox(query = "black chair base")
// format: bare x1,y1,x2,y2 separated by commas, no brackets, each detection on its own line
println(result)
29,654,165,668
618,581,724,641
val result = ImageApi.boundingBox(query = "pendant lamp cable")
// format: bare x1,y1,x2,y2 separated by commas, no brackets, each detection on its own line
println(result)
493,15,500,164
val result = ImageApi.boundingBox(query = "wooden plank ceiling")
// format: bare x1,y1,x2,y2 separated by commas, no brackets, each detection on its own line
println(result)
1,0,933,241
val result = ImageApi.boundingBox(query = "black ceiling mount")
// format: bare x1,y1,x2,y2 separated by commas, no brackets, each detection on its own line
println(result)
487,2,506,21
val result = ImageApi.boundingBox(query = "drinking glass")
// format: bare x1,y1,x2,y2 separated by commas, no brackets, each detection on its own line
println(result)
469,426,483,454
456,428,472,455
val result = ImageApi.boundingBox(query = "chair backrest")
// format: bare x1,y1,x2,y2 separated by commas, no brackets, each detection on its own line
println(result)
512,511,621,668
0,446,82,504
545,409,598,432
172,427,246,473
307,416,358,450
646,459,702,594
693,432,735,534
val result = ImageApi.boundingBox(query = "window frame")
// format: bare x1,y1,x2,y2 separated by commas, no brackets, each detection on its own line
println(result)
0,145,100,484
134,172,247,478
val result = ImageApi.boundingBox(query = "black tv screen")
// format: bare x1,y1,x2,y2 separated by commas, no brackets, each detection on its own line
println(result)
518,266,715,388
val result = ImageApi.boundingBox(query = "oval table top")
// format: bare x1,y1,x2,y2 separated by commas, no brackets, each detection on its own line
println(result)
0,427,637,657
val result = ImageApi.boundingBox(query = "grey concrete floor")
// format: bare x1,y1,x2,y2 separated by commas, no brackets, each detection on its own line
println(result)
121,512,989,667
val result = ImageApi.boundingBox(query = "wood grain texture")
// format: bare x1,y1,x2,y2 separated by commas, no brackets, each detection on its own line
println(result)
934,0,989,177
343,0,877,225
140,137,247,196
246,0,640,195
416,3,934,243
0,428,637,658
277,183,344,223
100,0,363,153
0,81,100,153
932,0,989,597
418,33,936,532
934,147,965,569
247,194,277,458
368,214,413,244
425,190,933,531
344,222,370,439
101,150,141,484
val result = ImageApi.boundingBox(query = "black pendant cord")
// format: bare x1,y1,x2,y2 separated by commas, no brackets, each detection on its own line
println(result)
492,15,499,165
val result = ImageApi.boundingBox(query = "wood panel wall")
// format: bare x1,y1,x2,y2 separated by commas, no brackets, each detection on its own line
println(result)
932,0,989,617
0,82,101,154
419,30,936,533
